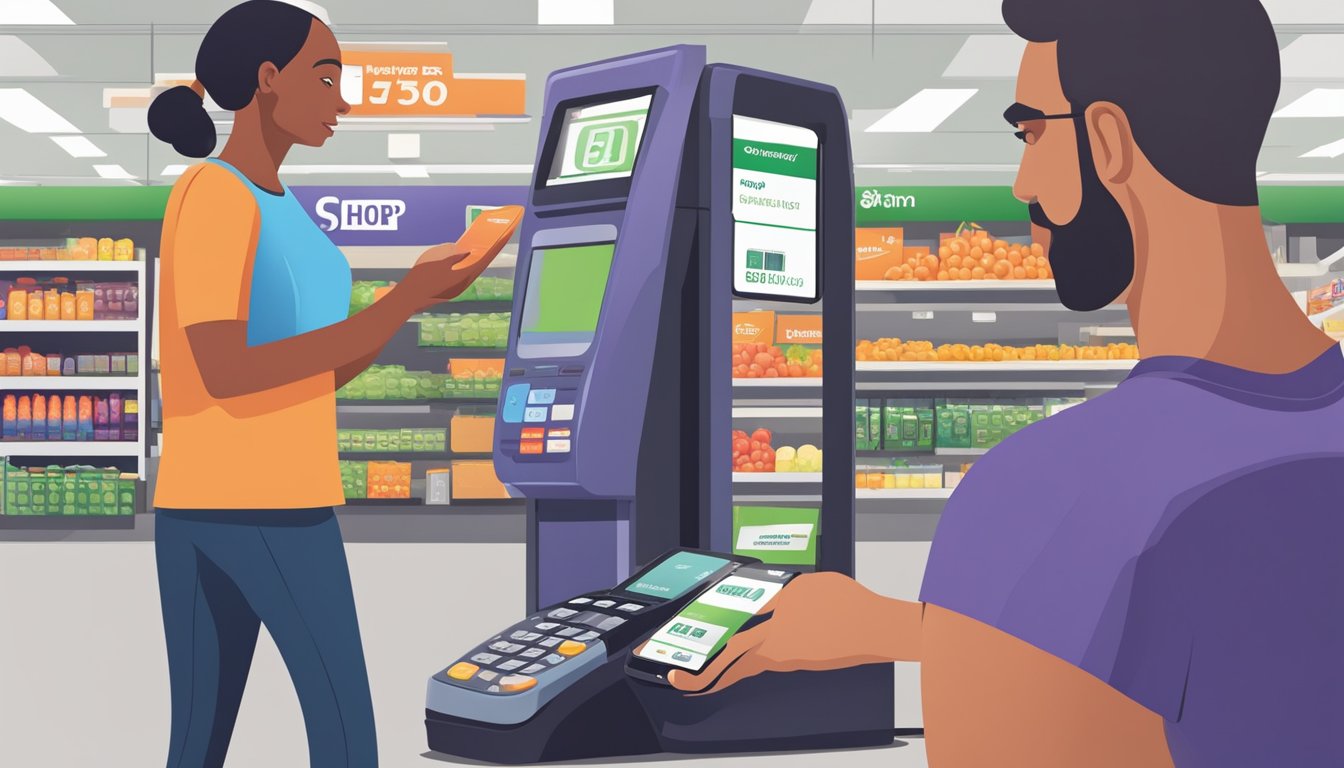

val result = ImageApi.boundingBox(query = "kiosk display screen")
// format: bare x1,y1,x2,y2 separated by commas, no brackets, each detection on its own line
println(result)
546,95,653,186
731,115,820,302
621,551,732,600
518,243,616,355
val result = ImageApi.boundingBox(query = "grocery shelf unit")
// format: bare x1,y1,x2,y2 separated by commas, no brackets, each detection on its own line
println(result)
337,246,524,521
0,253,150,522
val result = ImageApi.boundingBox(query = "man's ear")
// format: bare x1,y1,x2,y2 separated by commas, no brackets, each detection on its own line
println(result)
1085,101,1134,186
257,61,281,95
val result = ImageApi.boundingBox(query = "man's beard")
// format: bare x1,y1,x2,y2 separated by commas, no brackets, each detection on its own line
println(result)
1029,123,1136,312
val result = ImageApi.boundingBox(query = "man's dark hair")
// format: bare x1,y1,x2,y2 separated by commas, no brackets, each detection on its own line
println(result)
1002,0,1280,206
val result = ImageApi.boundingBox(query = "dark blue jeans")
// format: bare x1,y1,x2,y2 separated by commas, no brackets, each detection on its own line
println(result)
155,507,377,768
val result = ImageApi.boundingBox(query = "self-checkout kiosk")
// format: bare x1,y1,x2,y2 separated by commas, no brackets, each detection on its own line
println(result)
425,45,894,763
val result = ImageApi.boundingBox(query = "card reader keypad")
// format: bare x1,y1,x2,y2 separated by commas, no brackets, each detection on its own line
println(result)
441,594,647,696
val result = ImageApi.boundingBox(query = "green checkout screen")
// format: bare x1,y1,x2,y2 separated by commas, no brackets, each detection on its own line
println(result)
636,573,785,671
520,243,616,336
625,552,730,599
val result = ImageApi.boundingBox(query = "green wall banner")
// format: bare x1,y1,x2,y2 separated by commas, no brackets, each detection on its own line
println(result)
0,187,172,221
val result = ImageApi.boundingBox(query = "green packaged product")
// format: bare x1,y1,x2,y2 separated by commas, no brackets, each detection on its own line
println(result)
29,472,47,516
856,400,868,451
375,431,391,452
917,408,935,451
118,476,136,516
971,406,992,449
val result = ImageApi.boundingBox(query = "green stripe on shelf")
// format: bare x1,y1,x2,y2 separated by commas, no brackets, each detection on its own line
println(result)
0,187,173,221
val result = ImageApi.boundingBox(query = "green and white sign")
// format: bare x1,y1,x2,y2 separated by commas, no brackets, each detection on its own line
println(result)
732,115,820,300
732,505,819,566
547,95,652,186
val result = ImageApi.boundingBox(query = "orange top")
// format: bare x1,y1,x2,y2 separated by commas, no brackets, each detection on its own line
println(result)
154,162,343,510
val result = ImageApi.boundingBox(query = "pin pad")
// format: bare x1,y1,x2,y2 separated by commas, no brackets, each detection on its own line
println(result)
426,549,758,725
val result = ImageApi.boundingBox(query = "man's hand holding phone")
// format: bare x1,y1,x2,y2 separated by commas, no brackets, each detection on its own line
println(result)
668,571,915,695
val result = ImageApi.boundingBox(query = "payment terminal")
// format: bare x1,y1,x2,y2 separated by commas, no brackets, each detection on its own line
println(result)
425,549,757,763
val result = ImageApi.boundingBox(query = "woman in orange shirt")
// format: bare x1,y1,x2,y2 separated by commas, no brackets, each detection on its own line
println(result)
147,3,489,766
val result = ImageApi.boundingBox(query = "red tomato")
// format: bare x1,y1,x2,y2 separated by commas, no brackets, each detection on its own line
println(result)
752,429,772,445
754,461,765,471
733,438,750,454
735,364,749,377
753,353,775,368
750,450,763,462
748,363,764,376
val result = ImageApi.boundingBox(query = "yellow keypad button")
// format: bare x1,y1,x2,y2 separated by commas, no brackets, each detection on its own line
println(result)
499,675,537,693
556,640,587,657
447,662,479,681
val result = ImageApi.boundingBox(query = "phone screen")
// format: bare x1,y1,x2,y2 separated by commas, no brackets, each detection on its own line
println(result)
634,570,788,672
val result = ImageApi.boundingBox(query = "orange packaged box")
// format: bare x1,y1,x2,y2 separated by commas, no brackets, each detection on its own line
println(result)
365,461,412,499
732,311,775,345
450,409,496,454
451,459,509,500
448,358,505,378
855,228,904,280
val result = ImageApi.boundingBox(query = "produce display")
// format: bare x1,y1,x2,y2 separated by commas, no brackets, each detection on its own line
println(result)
731,343,823,379
0,347,138,377
349,276,513,316
856,464,945,490
856,397,1084,453
774,444,823,473
872,226,1053,282
339,460,413,500
336,365,501,401
1,278,138,321
418,313,511,349
732,428,776,473
337,428,447,454
2,463,138,516
2,393,138,442
0,237,136,262
856,339,1140,362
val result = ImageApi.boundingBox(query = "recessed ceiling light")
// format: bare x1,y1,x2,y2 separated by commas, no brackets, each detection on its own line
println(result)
866,89,978,133
1301,137,1344,159
0,0,73,24
1273,89,1344,119
51,136,105,158
94,164,136,180
0,36,58,77
0,88,78,133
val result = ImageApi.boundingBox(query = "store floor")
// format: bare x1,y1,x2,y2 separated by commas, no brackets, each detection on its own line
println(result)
0,541,929,768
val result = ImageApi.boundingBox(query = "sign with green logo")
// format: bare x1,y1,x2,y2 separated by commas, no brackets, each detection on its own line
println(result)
575,121,639,174
732,506,819,566
547,94,652,186
732,115,820,302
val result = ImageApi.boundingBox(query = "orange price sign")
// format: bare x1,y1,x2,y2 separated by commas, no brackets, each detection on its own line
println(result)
341,50,525,117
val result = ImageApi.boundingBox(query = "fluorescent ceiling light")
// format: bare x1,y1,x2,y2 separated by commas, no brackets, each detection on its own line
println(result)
0,88,78,133
538,0,614,25
395,167,430,179
0,0,73,24
1279,35,1344,79
94,164,136,180
1301,137,1344,159
0,36,58,77
866,89,978,133
943,36,1027,78
275,164,532,176
160,164,188,177
50,136,105,158
1273,89,1344,118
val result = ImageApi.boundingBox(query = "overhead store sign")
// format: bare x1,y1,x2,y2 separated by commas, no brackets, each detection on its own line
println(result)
340,50,525,117
856,186,1028,224
292,186,526,246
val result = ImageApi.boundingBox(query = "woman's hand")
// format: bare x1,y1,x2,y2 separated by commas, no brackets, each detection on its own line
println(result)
668,571,919,695
393,245,476,311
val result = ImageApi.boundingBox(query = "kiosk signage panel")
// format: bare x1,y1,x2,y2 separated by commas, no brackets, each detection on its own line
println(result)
731,116,820,302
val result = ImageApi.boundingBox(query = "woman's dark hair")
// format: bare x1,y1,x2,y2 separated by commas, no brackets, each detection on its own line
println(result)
1002,0,1279,206
148,0,319,158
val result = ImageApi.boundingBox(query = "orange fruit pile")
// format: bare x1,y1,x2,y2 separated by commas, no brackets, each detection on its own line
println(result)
884,231,1053,282
732,343,823,379
855,339,1139,363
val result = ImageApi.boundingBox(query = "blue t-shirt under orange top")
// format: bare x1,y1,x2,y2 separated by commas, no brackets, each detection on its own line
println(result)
921,346,1344,767
205,158,351,346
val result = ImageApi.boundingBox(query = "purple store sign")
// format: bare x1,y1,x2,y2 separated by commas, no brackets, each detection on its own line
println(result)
290,186,528,247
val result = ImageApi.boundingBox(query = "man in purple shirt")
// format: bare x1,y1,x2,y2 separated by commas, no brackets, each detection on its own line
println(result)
674,1,1344,766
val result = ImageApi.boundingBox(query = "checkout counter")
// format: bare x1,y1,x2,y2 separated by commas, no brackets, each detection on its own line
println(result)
425,45,894,763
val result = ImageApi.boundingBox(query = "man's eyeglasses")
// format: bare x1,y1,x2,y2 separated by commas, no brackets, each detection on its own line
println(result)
1004,103,1084,146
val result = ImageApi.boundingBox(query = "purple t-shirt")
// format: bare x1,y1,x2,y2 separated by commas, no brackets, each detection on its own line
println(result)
921,346,1344,767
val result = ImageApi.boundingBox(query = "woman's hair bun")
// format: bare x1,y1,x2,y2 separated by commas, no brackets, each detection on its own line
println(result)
148,85,217,159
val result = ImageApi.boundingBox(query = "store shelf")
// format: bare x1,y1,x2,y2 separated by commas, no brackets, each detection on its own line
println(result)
339,452,475,461
0,442,141,457
0,377,139,391
733,472,823,484
732,378,823,388
1308,303,1344,327
0,321,139,333
731,407,824,419
858,360,1136,373
855,488,953,501
0,260,145,273
934,447,991,457
857,279,1058,293
341,498,423,507
337,399,498,412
